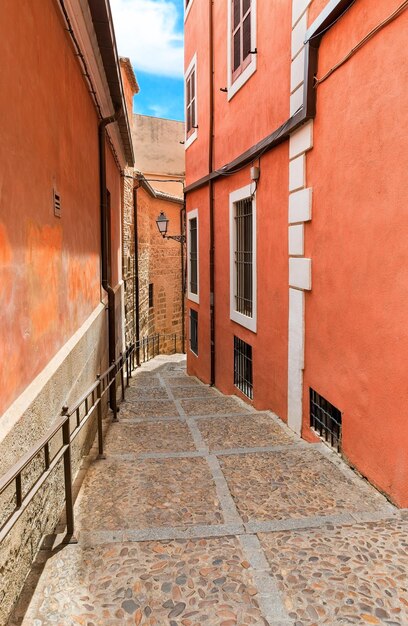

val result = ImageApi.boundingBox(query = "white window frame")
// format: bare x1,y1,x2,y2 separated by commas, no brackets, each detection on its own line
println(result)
227,0,257,101
184,54,198,149
187,209,199,303
184,0,195,21
229,184,257,332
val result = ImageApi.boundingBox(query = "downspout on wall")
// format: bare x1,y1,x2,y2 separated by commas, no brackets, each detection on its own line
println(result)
209,0,215,385
99,110,121,408
133,185,141,365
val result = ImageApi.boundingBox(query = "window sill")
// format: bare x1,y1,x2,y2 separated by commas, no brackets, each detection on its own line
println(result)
188,292,199,304
184,0,194,22
230,310,257,333
228,58,257,101
185,129,198,150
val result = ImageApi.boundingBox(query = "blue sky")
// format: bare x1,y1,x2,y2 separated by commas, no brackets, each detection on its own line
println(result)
110,0,184,121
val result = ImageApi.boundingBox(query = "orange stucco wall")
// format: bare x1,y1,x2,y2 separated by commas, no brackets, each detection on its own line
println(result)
185,0,291,185
303,0,408,506
185,2,292,414
0,0,122,416
186,151,289,418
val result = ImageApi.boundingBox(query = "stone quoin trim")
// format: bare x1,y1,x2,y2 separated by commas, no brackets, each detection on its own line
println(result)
287,0,313,436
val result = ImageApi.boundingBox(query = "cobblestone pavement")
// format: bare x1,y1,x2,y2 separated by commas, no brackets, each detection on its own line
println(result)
8,355,407,626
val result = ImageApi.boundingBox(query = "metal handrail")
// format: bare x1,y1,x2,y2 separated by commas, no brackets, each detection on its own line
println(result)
0,332,182,545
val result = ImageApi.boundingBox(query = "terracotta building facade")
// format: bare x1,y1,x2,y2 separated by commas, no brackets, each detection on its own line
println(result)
0,1,133,620
184,0,408,507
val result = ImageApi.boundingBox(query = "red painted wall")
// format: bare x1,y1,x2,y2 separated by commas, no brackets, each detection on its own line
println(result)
303,0,408,505
0,0,122,416
185,2,292,413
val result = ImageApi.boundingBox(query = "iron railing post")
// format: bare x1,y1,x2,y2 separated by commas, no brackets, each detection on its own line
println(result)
111,361,118,422
96,375,105,459
120,352,125,402
61,406,76,542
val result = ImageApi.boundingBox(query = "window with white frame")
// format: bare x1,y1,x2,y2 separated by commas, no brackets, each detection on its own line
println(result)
230,185,256,332
227,0,257,100
185,0,194,20
187,209,199,303
185,55,197,148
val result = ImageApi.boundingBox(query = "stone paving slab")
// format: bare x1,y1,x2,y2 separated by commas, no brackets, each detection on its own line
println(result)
180,397,251,417
128,375,164,389
104,421,196,455
220,448,385,522
171,385,220,399
17,537,267,626
197,414,295,450
119,399,180,419
259,517,408,625
8,355,405,626
165,376,206,387
125,386,171,401
75,457,223,532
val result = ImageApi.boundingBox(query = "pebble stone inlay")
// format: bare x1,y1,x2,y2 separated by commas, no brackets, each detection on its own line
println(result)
8,355,402,626
75,457,223,531
220,448,383,522
259,518,408,625
104,421,196,454
18,538,267,626
197,414,294,450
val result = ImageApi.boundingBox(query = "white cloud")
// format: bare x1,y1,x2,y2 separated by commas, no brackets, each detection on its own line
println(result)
110,0,184,78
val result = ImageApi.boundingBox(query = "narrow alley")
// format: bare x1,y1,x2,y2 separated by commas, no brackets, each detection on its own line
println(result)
8,356,407,626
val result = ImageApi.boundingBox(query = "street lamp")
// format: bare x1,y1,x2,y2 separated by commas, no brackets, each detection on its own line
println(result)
155,211,186,243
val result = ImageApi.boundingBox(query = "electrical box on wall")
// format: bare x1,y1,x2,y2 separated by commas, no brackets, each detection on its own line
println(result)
250,166,260,181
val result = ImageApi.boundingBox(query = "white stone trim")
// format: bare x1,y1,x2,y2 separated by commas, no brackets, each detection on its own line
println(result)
184,53,198,150
287,288,305,434
289,154,306,192
290,47,305,93
0,302,106,443
187,209,199,304
290,85,304,116
287,1,313,436
227,0,257,101
289,188,313,223
292,0,312,27
289,121,314,159
292,11,308,59
289,224,304,256
289,258,312,290
229,184,257,333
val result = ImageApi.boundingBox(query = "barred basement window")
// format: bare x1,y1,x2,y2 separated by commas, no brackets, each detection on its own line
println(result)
310,389,342,452
234,336,253,399
149,283,154,308
235,197,253,317
190,309,198,355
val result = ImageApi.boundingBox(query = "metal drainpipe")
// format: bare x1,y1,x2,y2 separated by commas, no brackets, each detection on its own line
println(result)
99,109,121,409
180,202,186,354
133,185,141,365
209,0,215,385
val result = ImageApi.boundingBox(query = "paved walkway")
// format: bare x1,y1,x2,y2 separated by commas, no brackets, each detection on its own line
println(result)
8,355,408,626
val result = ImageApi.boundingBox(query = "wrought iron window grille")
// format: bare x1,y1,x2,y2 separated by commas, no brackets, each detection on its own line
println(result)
310,388,342,452
234,336,253,399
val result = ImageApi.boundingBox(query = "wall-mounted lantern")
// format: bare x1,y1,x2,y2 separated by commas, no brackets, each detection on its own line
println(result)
156,211,186,243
